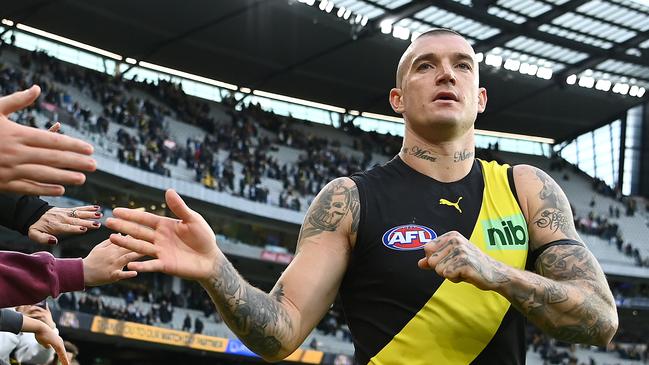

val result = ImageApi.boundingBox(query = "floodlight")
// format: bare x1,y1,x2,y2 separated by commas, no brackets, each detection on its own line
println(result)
629,85,639,97
637,87,646,98
485,54,502,67
578,76,594,88
319,0,328,11
595,80,611,91
380,19,393,34
392,26,410,40
566,74,577,84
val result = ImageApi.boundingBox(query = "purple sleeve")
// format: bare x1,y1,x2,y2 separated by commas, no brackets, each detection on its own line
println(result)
0,251,85,307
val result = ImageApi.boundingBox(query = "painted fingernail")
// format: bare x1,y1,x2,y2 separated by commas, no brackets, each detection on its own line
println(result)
93,222,100,227
48,238,57,245
95,212,102,217
94,205,100,209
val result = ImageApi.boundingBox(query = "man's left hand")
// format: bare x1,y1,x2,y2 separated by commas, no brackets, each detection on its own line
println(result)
28,205,102,244
418,231,512,291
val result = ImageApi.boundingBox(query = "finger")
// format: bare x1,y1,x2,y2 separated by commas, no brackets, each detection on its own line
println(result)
21,125,94,155
52,221,90,234
0,179,64,196
166,189,195,221
52,336,69,365
128,259,165,273
70,205,102,212
117,251,145,268
111,269,138,281
106,218,156,242
48,122,60,133
109,233,159,257
111,208,162,229
14,146,96,171
64,216,101,229
13,164,86,186
0,85,40,115
417,257,431,270
28,229,57,245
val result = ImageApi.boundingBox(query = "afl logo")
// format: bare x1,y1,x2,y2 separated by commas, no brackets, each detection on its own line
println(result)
382,224,437,251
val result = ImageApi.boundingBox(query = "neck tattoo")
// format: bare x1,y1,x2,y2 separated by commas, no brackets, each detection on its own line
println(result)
453,150,474,163
403,146,437,162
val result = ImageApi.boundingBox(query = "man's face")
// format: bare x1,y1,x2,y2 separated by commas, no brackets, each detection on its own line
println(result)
390,34,487,139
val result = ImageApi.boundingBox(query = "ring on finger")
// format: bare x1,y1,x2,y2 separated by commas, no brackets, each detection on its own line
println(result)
69,209,78,218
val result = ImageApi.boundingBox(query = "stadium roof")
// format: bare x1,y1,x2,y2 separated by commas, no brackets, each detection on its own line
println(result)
3,0,649,142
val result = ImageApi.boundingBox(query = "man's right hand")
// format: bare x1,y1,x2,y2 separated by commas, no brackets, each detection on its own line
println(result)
106,189,222,281
0,86,96,196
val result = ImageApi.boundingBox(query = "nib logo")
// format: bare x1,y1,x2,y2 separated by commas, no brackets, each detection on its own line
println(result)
482,214,528,250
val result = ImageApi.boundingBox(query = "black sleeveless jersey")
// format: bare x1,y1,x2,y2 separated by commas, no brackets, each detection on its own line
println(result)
341,156,529,365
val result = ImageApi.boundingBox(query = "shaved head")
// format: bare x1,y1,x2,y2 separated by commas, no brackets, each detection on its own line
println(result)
395,28,469,88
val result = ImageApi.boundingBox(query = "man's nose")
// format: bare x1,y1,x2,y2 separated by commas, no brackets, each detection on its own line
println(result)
436,63,456,85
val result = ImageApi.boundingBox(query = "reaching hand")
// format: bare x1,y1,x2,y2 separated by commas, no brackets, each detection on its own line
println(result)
21,315,69,365
29,205,102,244
16,304,56,329
0,86,96,196
418,231,512,291
82,239,142,286
106,189,222,281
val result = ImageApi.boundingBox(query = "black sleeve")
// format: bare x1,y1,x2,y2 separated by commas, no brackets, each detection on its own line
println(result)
526,239,586,271
0,193,53,235
0,309,23,334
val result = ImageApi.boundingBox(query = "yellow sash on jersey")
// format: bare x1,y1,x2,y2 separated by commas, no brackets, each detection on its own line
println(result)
369,160,528,365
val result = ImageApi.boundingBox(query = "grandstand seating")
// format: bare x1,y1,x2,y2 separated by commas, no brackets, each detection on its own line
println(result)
4,45,649,364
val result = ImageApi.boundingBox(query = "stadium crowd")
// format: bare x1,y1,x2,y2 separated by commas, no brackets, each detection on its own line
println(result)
1,41,649,365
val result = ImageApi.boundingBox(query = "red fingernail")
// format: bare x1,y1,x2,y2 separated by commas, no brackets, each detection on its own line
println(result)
95,212,102,217
93,222,100,227
48,238,57,245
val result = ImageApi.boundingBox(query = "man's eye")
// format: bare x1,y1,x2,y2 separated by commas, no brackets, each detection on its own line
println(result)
458,63,472,70
418,63,433,71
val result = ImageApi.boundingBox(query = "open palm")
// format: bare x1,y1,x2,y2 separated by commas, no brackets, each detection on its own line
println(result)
106,189,221,281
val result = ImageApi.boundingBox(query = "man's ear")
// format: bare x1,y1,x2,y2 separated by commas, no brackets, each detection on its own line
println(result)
389,88,405,114
477,87,487,114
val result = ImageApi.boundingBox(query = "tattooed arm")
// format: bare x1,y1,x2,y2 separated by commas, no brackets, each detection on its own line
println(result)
498,165,618,345
418,165,617,345
200,177,358,361
106,182,358,361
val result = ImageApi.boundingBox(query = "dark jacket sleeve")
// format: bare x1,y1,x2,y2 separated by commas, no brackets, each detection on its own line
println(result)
0,309,23,334
0,194,53,235
0,251,84,308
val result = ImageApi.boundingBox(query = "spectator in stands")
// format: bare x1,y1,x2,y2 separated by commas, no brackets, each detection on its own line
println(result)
0,309,68,365
0,304,56,365
193,317,203,335
108,29,618,364
182,313,192,332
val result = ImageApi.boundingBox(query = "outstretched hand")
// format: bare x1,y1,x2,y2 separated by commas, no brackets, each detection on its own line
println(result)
29,205,102,244
106,189,221,281
21,315,69,365
0,86,96,196
82,239,142,286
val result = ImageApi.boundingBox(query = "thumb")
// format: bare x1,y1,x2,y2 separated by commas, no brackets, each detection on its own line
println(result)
48,122,61,133
28,229,58,245
0,85,41,115
166,189,195,221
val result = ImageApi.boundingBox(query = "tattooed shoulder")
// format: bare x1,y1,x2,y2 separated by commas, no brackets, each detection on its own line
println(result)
298,178,360,244
519,165,581,243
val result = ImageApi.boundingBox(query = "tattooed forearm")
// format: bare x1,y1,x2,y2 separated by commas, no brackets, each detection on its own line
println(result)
298,178,359,243
503,245,617,346
202,261,293,359
402,146,437,162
